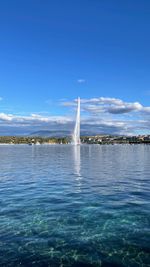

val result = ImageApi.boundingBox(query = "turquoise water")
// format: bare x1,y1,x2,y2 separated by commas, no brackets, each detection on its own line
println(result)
0,144,149,267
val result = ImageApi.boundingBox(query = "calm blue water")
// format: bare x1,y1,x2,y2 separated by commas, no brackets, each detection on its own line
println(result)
0,144,149,267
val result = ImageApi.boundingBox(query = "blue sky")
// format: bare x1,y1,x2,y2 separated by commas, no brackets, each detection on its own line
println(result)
0,0,150,135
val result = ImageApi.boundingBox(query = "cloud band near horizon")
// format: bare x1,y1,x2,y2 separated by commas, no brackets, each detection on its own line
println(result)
0,97,150,135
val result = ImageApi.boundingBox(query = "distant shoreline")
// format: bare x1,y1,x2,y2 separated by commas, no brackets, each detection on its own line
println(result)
0,135,150,145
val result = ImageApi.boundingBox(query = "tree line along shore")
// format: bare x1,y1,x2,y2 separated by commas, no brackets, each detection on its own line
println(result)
0,136,69,145
0,135,150,145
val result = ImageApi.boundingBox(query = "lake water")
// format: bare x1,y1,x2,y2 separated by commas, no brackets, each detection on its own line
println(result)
0,144,149,267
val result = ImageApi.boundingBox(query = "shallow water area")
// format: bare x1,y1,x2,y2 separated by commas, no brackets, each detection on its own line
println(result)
0,144,150,267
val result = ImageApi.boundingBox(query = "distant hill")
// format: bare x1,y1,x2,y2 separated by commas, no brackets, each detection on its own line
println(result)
30,130,72,137
30,130,98,137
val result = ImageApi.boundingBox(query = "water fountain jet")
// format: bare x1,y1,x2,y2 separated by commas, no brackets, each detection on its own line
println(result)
72,97,80,145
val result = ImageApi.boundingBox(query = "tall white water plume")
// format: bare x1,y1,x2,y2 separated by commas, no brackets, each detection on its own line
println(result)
72,97,80,145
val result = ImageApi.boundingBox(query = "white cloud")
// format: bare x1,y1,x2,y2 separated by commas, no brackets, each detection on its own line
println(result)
0,113,72,124
63,97,150,115
0,113,13,121
77,79,86,83
0,113,74,135
59,97,150,135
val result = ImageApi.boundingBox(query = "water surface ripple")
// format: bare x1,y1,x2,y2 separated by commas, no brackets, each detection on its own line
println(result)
0,144,150,267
